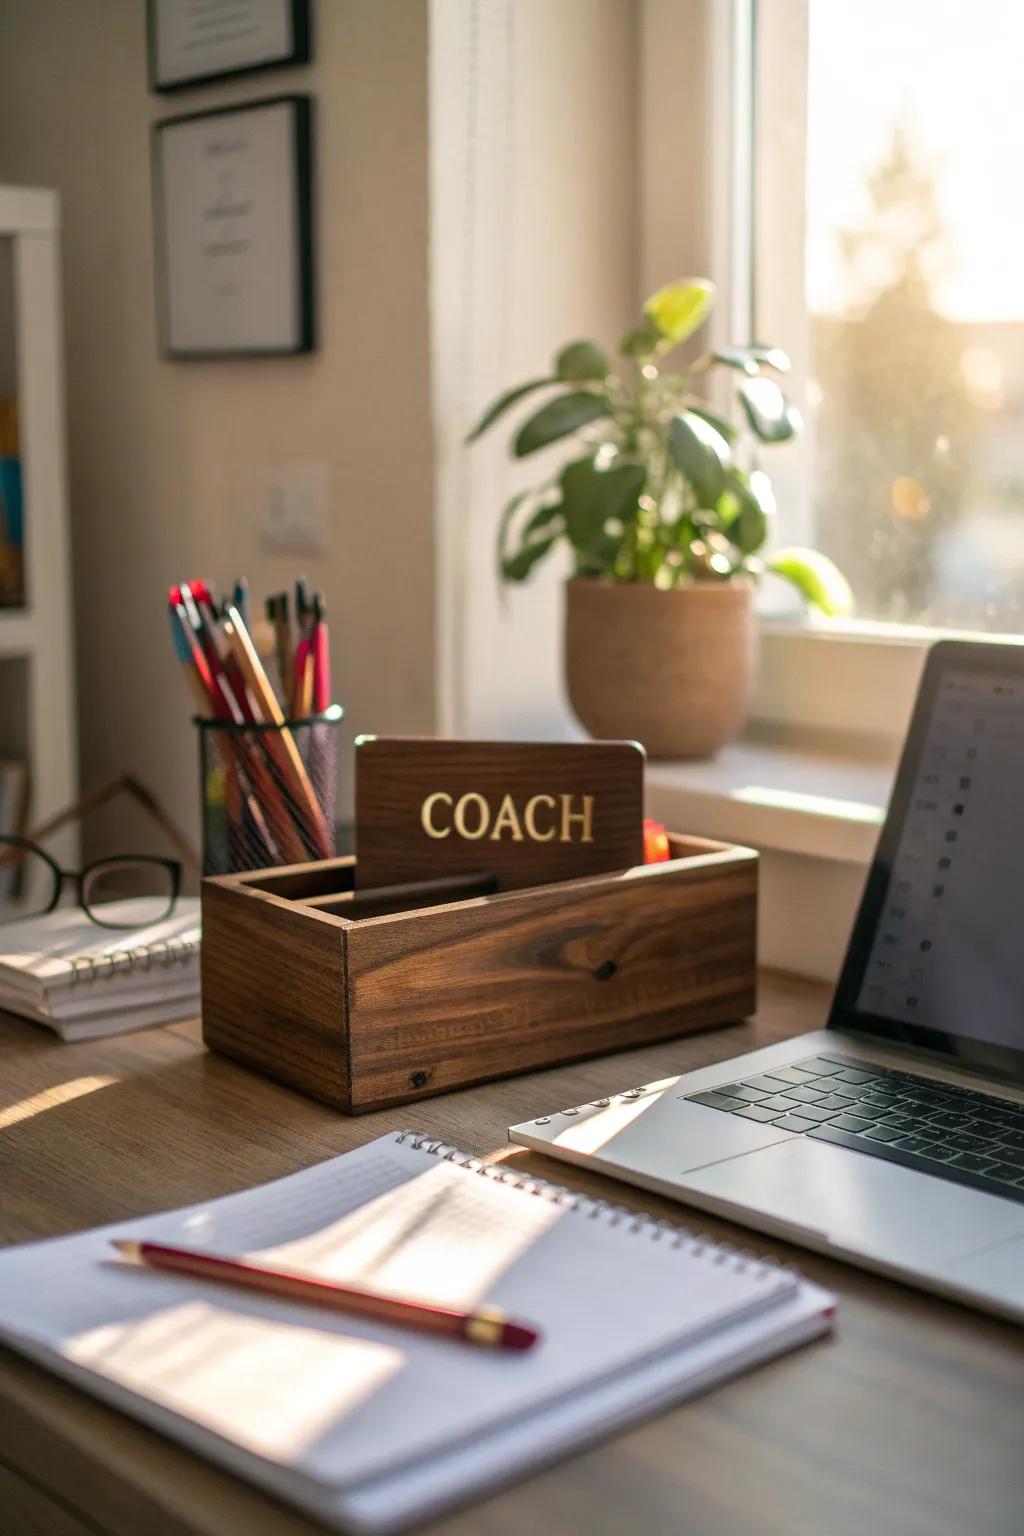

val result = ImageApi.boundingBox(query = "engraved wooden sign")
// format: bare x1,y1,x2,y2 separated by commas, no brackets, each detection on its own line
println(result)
354,737,646,891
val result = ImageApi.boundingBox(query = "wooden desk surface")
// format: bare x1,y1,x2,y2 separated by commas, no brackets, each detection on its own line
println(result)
0,973,1021,1536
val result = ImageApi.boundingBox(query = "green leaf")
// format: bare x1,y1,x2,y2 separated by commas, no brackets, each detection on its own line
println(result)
513,391,610,457
465,378,554,443
768,547,853,616
560,453,646,554
749,342,791,372
668,410,732,505
712,347,759,375
555,340,609,382
720,469,776,554
497,490,532,567
737,377,802,443
521,500,564,537
686,402,737,443
497,493,565,581
643,278,716,346
502,531,559,582
619,324,661,359
712,344,791,375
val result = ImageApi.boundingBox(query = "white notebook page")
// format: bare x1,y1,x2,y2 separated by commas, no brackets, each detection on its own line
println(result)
0,1134,800,1492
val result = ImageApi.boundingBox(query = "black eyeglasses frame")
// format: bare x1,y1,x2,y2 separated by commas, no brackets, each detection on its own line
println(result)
0,836,182,930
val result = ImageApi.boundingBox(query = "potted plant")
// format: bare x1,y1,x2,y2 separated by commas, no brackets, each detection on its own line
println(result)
468,278,851,757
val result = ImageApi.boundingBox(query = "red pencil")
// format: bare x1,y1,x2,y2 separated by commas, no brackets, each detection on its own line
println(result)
111,1239,539,1352
312,593,331,713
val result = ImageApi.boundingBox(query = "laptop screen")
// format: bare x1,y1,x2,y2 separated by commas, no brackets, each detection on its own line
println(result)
831,643,1024,1081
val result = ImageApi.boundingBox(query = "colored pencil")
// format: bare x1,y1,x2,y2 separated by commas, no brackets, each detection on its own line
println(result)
267,592,294,706
233,577,250,630
111,1239,539,1352
312,593,331,714
167,575,338,867
169,589,289,864
225,605,333,858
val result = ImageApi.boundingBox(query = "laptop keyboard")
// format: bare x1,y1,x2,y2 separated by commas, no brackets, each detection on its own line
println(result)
685,1054,1024,1205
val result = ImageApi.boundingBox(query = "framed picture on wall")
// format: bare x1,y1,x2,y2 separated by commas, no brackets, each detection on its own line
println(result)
152,95,315,359
148,0,311,93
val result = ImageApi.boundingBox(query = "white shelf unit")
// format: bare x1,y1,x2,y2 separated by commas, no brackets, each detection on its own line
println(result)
0,186,77,865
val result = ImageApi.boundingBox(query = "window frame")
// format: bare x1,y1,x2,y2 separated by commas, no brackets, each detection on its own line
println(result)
725,0,950,749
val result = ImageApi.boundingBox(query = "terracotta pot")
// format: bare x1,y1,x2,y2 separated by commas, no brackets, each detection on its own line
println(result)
564,578,756,758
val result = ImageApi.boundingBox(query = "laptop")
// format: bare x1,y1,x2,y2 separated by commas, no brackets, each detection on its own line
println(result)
510,639,1024,1322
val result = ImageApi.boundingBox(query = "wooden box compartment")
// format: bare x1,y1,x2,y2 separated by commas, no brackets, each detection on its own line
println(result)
200,834,758,1113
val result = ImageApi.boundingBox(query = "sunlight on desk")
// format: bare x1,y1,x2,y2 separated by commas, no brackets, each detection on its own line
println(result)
0,1075,118,1131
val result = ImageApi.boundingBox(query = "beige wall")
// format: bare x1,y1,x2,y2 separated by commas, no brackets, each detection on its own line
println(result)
0,0,437,858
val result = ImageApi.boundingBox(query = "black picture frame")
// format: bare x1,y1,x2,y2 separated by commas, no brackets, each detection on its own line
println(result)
147,0,311,94
152,95,315,360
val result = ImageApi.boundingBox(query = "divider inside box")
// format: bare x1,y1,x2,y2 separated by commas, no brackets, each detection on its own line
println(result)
229,834,731,923
241,862,356,900
302,872,500,921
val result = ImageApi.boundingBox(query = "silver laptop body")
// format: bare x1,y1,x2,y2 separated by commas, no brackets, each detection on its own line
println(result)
511,642,1024,1323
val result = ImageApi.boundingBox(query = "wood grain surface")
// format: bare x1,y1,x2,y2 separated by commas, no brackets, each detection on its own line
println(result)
343,844,757,1108
1,973,1022,1536
354,737,645,890
201,839,757,1111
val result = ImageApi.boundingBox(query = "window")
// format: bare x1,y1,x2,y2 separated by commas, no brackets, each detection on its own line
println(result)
755,0,1024,633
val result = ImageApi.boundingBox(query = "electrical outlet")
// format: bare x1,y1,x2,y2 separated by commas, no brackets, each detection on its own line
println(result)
261,460,330,553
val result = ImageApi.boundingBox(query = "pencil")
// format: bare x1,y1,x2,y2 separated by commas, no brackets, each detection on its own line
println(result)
299,646,315,717
267,593,294,709
110,1239,539,1352
225,605,333,858
312,593,331,714
170,587,296,865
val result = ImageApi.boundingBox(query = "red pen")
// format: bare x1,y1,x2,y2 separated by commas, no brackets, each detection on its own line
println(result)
111,1239,540,1352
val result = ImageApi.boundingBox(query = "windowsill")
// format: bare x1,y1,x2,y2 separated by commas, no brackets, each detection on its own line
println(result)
646,737,893,865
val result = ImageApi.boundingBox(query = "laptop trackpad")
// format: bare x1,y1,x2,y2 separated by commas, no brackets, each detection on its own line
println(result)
685,1138,1024,1265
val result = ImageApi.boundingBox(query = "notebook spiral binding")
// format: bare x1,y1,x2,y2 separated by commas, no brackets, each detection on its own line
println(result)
68,936,200,985
394,1130,791,1285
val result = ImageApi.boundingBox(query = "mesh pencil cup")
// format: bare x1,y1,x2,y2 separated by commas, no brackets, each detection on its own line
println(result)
195,707,342,876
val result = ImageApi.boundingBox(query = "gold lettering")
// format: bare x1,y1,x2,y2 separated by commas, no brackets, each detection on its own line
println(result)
489,793,524,841
524,793,556,842
453,791,489,840
559,793,594,843
421,792,453,838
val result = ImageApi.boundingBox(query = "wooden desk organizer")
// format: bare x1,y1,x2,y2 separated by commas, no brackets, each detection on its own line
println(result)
201,834,758,1112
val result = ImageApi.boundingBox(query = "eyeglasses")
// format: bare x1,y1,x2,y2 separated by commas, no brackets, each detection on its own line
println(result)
0,836,182,929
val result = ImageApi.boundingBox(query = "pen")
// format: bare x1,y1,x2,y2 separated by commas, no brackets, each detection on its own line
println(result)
111,1239,540,1351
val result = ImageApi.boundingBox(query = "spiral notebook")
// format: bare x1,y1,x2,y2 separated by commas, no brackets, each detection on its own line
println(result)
0,899,201,1039
0,1131,835,1533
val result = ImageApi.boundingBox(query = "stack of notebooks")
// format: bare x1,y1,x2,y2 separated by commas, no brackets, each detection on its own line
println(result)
0,1130,835,1532
0,899,201,1039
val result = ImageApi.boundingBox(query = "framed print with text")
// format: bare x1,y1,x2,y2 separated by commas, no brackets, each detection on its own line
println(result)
152,95,314,359
148,0,311,93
